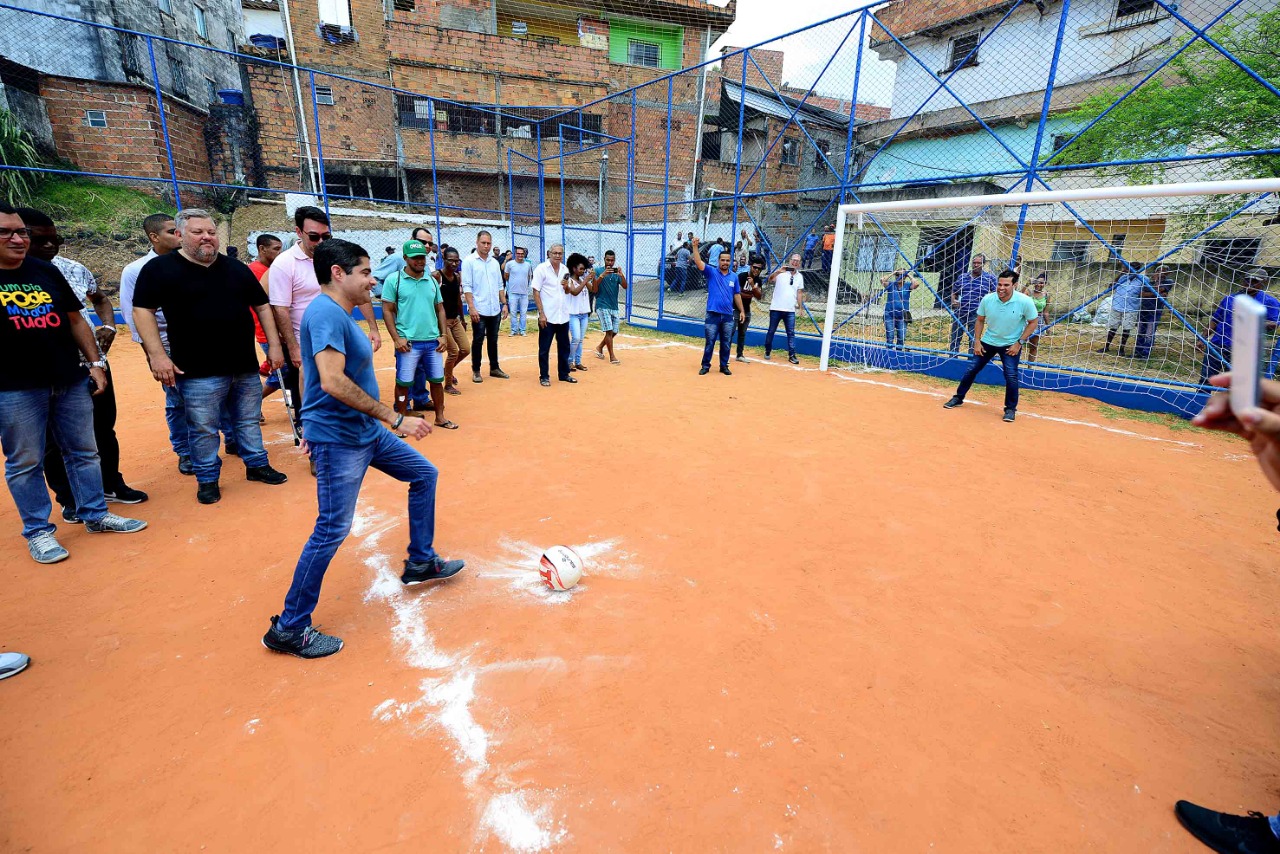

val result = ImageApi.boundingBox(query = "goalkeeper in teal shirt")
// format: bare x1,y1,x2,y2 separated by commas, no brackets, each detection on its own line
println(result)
942,269,1039,423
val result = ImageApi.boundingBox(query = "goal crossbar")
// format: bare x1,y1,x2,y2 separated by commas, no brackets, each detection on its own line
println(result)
818,178,1280,371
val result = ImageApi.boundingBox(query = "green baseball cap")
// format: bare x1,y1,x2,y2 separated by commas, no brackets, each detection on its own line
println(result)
402,239,427,258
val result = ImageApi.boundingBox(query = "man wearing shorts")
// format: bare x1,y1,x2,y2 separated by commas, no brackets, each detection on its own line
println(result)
263,238,464,659
1098,267,1148,356
592,249,627,364
504,247,533,336
382,240,456,431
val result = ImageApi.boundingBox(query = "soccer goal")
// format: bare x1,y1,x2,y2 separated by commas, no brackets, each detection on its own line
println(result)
818,178,1280,414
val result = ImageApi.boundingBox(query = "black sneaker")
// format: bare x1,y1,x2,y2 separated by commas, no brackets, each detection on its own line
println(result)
401,556,466,586
262,615,344,659
246,465,288,485
720,366,733,376
943,396,964,409
60,505,81,524
1175,800,1280,854
224,442,240,457
1003,409,1016,423
197,482,221,504
105,483,149,504
788,355,800,365
698,366,710,375
177,455,194,476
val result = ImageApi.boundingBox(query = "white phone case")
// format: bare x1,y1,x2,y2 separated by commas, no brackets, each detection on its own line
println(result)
1230,293,1267,413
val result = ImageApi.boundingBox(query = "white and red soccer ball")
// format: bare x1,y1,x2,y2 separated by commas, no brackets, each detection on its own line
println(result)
539,545,584,591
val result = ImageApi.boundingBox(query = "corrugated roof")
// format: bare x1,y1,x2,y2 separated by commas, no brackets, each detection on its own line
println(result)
721,79,852,130
242,0,280,11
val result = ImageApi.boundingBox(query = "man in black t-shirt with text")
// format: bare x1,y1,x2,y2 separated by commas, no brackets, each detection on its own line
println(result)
0,203,147,564
133,208,289,505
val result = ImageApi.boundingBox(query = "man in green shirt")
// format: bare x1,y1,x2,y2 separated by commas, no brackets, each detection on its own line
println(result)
381,240,457,430
592,249,628,365
943,269,1039,423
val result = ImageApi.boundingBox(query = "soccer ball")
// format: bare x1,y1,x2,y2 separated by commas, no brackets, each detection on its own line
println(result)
539,545,584,591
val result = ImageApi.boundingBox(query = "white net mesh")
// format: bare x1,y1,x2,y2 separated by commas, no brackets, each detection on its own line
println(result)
823,183,1280,406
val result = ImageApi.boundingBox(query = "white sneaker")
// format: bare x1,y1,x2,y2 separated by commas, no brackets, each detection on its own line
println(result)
0,651,30,680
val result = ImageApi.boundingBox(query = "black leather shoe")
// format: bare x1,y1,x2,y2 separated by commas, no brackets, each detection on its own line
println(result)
1175,800,1280,854
246,465,288,485
177,455,194,476
698,367,710,375
720,366,732,376
197,482,221,505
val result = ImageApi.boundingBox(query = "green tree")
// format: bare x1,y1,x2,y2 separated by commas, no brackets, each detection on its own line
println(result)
1055,9,1280,180
0,108,42,205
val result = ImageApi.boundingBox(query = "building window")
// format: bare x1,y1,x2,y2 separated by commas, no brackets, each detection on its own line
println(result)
1200,237,1261,267
227,28,238,51
396,95,432,128
206,78,218,103
855,234,899,272
157,0,172,13
118,32,145,79
167,54,188,97
315,86,335,105
1051,240,1091,264
194,5,208,38
392,0,415,10
1110,233,1127,249
945,31,980,73
85,110,108,128
701,130,721,162
1116,0,1156,17
627,40,660,68
781,137,799,165
555,112,603,144
318,0,352,27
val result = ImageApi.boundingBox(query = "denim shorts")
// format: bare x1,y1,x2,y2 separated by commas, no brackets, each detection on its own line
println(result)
395,341,445,385
596,308,620,334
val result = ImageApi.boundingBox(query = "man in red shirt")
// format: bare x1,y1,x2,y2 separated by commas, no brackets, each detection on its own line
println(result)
249,234,283,401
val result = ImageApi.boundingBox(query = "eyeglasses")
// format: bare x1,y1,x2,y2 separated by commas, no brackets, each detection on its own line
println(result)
305,231,333,243
0,227,31,240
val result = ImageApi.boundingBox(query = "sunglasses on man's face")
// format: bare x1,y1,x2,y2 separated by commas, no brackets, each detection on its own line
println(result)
305,231,333,243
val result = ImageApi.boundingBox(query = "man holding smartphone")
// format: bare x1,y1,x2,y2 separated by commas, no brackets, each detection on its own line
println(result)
765,253,805,364
0,204,146,565
592,250,627,364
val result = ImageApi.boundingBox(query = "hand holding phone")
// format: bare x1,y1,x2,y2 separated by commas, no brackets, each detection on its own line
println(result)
1230,293,1268,413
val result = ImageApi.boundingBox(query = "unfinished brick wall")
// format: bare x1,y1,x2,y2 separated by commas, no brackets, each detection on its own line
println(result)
41,77,211,185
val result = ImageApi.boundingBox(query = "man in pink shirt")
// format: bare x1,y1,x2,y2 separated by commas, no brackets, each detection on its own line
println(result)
266,206,381,438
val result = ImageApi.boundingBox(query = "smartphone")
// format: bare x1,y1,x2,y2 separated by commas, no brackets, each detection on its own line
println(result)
1230,293,1267,413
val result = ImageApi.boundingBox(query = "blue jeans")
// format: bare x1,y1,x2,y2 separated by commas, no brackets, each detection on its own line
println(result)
949,308,979,353
954,342,1021,411
569,313,589,365
510,292,530,333
674,267,688,294
702,310,734,369
765,310,796,357
178,373,270,483
0,382,109,538
278,429,439,629
164,383,235,457
884,312,907,348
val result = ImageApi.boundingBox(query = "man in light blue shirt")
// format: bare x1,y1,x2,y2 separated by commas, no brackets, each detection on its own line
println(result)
503,247,534,336
944,269,1039,422
1098,268,1149,356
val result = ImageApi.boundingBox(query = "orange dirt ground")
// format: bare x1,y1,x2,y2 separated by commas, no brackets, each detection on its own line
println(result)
1,328,1276,853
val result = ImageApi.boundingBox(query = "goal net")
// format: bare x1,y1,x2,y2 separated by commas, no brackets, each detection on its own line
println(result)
818,179,1280,412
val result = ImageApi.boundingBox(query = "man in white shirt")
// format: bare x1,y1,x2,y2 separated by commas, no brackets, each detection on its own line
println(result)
765,253,805,364
531,245,574,386
504,246,534,337
266,206,381,438
461,229,509,382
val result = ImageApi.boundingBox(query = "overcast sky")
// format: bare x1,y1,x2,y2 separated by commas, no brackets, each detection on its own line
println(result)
705,0,897,106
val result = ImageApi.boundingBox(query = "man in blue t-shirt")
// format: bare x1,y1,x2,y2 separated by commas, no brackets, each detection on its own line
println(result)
948,254,998,353
263,238,465,660
1098,267,1149,356
944,268,1039,422
691,235,745,375
1199,268,1280,385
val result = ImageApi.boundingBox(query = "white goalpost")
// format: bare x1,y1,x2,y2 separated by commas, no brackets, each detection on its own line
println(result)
817,178,1280,404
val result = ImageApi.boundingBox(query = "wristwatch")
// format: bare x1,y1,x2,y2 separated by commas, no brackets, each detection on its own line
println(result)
89,359,107,369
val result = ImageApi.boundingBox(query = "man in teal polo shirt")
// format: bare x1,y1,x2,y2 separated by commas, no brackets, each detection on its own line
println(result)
943,269,1039,422
381,240,457,430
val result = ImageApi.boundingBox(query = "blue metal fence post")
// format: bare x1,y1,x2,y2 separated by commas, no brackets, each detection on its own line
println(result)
427,97,441,244
841,12,867,206
559,129,566,251
1012,0,1073,258
626,91,637,320
536,123,546,260
659,77,673,322
144,36,182,207
730,50,748,261
308,72,330,219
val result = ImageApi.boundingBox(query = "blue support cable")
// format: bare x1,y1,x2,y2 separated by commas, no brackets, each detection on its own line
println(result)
658,77,672,322
730,51,748,264
1013,0,1073,258
841,11,868,206
308,72,329,218
536,123,546,259
144,36,182,207
427,97,442,239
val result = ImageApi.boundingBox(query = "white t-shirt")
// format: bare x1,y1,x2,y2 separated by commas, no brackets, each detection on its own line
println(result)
770,270,805,312
531,260,570,325
568,273,591,315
